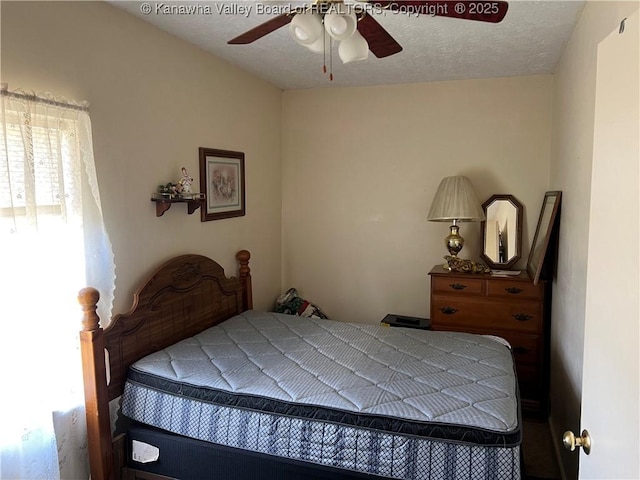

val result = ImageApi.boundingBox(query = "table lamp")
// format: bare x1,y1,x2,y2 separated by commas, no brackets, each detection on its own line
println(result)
428,176,485,261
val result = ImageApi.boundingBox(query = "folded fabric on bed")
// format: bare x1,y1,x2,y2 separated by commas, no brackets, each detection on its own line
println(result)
122,311,521,479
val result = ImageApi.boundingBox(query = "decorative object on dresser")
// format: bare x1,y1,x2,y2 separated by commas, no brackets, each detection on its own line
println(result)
481,194,524,269
199,147,245,222
444,255,492,274
427,176,485,263
429,265,550,417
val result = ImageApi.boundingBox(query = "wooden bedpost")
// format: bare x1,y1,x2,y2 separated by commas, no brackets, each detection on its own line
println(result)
236,250,253,310
78,287,114,480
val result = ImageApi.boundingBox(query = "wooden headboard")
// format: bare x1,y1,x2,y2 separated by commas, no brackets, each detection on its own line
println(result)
78,250,252,480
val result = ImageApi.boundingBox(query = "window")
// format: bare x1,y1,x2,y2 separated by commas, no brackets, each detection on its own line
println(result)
0,86,115,480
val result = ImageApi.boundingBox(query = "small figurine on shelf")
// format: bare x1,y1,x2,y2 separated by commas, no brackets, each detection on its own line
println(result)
178,167,193,194
157,183,179,197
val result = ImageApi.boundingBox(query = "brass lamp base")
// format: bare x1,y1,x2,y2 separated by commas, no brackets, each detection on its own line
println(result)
445,224,464,256
442,223,465,270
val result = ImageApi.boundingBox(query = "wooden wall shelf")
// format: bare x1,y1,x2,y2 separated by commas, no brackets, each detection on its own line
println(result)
151,194,205,217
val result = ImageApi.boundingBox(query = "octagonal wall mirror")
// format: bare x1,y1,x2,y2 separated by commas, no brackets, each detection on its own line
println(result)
480,194,523,269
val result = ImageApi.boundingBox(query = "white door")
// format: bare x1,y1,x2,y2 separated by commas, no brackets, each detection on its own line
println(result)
577,10,639,479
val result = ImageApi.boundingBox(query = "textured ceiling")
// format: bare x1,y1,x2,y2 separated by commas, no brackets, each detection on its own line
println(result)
112,0,585,90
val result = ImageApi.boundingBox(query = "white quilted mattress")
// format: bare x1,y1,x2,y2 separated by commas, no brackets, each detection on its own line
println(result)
122,311,521,479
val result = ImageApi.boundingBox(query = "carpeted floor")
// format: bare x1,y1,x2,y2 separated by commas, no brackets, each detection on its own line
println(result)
522,420,562,480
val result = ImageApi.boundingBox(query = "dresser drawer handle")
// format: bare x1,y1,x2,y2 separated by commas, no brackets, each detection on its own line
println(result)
440,307,459,315
505,287,523,294
513,346,531,355
449,283,467,291
512,313,533,322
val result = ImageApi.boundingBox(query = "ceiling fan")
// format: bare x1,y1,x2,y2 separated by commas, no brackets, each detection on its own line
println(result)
228,1,509,63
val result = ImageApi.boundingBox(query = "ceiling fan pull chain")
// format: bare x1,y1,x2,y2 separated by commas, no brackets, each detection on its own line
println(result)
329,37,334,81
323,28,327,75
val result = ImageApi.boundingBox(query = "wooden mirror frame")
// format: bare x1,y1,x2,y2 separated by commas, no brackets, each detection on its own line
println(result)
527,191,562,285
480,194,523,270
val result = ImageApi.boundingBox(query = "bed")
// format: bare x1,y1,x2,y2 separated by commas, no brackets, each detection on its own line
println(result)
79,251,522,480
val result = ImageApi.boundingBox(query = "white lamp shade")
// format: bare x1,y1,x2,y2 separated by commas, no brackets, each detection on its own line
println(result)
324,5,357,41
306,33,330,54
427,176,485,222
338,30,369,63
289,13,323,46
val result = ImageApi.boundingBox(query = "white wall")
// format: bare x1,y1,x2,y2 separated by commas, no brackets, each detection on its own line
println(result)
282,76,552,324
549,1,640,478
1,1,283,315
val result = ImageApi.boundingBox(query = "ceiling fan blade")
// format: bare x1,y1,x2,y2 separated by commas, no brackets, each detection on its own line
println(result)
357,12,403,58
370,1,509,23
228,14,292,44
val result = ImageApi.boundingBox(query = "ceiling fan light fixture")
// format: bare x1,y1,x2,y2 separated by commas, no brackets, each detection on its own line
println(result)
323,6,357,41
289,13,323,46
306,33,330,54
338,30,369,63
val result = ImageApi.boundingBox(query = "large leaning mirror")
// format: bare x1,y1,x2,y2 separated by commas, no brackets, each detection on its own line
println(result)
481,194,523,269
527,191,562,284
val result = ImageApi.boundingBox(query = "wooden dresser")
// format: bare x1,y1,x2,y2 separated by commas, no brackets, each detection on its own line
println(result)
428,265,550,417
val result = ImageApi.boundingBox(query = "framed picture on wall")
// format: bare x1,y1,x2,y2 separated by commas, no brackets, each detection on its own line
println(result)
199,147,245,222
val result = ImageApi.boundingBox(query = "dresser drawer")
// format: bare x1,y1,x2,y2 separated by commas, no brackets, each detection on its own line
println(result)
486,281,543,300
516,364,543,400
496,332,540,366
432,277,484,295
431,296,542,333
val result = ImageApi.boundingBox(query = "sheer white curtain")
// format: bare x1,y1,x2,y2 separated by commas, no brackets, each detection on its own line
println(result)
0,85,115,479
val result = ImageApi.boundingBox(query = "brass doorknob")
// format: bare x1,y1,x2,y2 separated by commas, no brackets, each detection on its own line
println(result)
563,429,591,455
